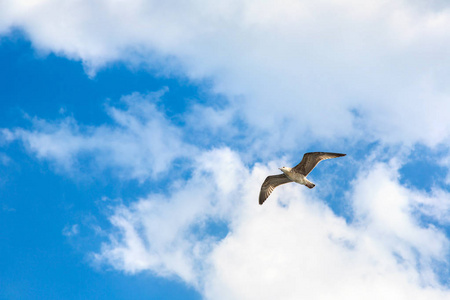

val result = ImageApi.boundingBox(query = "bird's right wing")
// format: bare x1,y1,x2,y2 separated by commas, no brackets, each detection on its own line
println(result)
292,152,346,176
259,174,292,205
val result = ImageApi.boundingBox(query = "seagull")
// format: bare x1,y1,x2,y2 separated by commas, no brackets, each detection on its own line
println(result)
259,152,346,205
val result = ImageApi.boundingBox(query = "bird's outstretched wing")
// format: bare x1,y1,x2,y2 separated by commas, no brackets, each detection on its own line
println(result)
259,174,292,205
292,152,346,176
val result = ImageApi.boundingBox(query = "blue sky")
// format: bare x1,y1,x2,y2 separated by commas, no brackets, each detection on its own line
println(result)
0,34,201,300
1,1,450,299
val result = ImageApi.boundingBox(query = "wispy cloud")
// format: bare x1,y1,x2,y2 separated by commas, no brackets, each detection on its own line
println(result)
2,91,196,181
62,224,79,237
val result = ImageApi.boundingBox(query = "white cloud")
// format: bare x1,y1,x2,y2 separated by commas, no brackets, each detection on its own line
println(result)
94,148,450,299
2,0,450,149
96,148,248,286
2,91,195,181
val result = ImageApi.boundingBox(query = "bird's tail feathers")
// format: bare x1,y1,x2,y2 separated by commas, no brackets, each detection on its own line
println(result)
306,182,315,189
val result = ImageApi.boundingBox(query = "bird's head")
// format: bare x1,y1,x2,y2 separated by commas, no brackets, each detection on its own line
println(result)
279,167,291,173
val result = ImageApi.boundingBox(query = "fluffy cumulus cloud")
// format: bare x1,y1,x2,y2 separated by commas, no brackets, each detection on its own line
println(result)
95,147,450,299
2,0,450,149
96,148,247,286
3,0,450,299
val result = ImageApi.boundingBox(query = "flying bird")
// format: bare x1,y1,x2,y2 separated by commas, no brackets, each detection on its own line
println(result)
259,152,346,205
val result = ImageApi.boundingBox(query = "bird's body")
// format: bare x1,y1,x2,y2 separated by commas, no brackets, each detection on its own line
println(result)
280,168,315,188
259,152,346,205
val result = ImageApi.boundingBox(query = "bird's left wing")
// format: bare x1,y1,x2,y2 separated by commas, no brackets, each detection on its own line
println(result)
259,174,292,205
